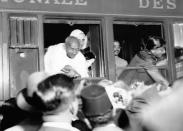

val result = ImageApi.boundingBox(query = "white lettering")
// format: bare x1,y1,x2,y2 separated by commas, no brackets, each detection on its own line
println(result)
139,0,176,9
14,0,24,3
153,0,163,9
139,0,149,8
75,0,87,5
62,0,72,5
0,0,88,6
167,0,176,9
29,0,42,3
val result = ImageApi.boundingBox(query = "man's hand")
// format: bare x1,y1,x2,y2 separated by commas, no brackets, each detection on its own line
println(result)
61,65,81,78
67,69,81,78
61,65,72,73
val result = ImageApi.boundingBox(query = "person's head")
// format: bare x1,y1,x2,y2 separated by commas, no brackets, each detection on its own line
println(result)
146,36,166,58
70,29,88,50
31,73,76,115
174,47,183,59
113,40,121,56
16,71,50,112
65,36,81,59
81,84,113,128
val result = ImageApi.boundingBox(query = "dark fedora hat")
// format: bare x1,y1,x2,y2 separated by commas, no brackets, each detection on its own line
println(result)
81,84,113,117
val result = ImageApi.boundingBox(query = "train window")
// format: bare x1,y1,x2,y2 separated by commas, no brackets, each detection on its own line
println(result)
43,19,105,77
173,23,183,79
9,16,38,47
113,22,169,83
8,16,39,97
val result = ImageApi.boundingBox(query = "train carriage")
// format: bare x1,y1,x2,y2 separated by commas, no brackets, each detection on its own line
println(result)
0,0,183,102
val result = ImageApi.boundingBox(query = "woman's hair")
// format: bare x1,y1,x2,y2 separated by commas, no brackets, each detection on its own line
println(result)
31,73,75,113
145,36,165,51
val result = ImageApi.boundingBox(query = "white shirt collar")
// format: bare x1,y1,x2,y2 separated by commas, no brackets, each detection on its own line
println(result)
42,122,79,131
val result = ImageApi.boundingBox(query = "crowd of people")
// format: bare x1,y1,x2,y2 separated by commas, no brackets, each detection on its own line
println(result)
0,29,183,131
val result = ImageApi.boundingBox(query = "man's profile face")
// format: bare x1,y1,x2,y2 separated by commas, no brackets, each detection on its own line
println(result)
66,41,80,59
114,41,121,56
151,39,166,58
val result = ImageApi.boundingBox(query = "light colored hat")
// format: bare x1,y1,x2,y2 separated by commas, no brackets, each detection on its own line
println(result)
70,29,85,41
70,29,87,49
16,71,50,112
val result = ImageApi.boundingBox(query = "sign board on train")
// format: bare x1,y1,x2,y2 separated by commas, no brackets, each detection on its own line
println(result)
0,0,182,17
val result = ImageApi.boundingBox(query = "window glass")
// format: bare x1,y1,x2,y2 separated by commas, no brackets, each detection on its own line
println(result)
9,16,39,97
9,16,38,46
173,23,183,79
